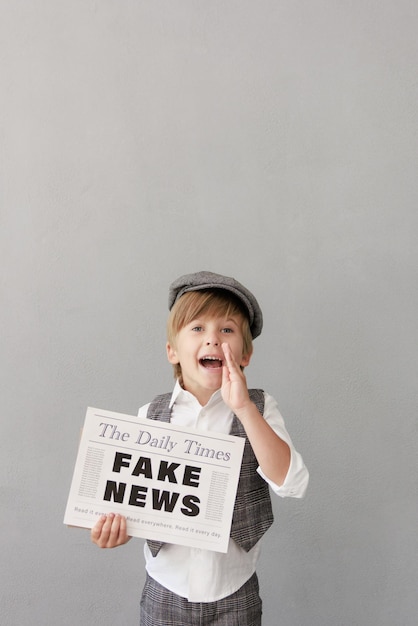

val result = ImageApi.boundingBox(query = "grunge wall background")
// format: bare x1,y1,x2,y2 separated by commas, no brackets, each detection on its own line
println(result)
1,2,417,624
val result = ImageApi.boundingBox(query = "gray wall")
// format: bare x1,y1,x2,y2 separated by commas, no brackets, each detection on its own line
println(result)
1,2,417,625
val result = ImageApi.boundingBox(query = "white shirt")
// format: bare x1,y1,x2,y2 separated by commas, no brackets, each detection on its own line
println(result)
138,382,309,602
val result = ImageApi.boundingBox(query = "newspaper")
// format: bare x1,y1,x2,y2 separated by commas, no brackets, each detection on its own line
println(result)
64,407,245,553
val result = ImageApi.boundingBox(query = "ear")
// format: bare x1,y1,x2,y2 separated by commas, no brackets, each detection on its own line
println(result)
240,351,252,368
166,341,179,364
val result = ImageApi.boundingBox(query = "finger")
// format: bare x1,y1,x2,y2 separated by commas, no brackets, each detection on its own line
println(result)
222,343,236,367
222,343,243,378
98,513,119,546
118,515,132,544
101,512,116,537
91,514,107,542
222,342,231,358
222,361,230,387
119,514,128,537
108,514,124,543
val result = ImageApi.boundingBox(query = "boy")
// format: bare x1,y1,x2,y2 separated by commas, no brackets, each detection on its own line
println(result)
92,271,309,625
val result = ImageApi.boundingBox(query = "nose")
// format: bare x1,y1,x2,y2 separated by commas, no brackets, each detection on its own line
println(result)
206,333,219,346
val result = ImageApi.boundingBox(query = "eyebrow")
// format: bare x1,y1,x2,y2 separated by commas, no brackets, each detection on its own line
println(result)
187,316,240,325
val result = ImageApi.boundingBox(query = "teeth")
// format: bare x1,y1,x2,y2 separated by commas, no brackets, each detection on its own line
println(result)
199,355,223,370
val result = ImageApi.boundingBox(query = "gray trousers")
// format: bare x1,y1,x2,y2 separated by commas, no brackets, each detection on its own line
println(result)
140,572,262,626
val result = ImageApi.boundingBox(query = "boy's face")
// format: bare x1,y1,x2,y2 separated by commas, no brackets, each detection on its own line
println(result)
166,312,252,406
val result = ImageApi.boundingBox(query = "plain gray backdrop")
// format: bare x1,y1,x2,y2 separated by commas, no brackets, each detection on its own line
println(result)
1,1,417,625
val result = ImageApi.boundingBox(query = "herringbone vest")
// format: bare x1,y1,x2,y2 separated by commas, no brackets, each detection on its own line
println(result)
146,389,274,557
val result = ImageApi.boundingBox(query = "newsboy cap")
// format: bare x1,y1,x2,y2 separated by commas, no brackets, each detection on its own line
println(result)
168,271,263,338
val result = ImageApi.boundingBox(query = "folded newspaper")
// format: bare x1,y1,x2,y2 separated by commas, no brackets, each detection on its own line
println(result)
64,407,245,553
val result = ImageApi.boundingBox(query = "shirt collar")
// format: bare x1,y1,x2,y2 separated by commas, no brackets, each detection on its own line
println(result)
169,380,185,408
169,380,223,409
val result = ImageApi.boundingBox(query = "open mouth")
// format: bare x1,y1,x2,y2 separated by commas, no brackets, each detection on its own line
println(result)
199,356,223,369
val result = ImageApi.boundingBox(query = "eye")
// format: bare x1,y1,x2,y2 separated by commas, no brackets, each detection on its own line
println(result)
221,327,233,333
191,326,203,332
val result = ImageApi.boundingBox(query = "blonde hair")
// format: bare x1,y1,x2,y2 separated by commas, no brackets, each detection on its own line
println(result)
167,289,253,382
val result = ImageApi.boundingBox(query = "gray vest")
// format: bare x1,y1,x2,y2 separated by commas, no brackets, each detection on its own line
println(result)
146,389,274,557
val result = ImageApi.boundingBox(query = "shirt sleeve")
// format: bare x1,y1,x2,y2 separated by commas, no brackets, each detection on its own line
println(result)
257,392,309,498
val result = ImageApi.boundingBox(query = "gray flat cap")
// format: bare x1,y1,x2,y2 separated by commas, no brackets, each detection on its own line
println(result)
168,270,263,338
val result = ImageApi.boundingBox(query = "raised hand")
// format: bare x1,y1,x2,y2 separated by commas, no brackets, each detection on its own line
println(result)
221,342,252,413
